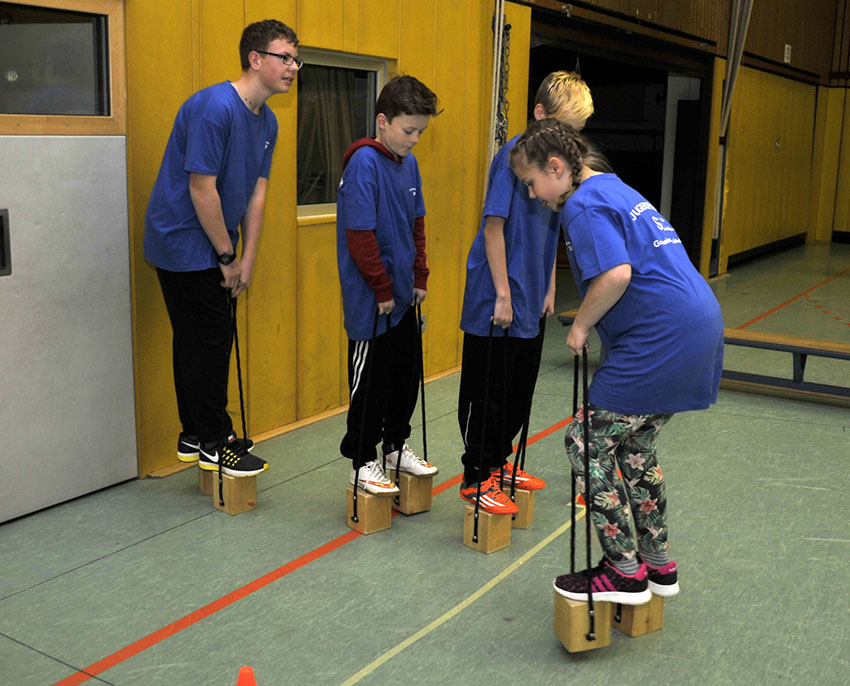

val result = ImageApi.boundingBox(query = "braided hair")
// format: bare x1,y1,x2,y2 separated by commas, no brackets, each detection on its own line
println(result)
509,118,593,191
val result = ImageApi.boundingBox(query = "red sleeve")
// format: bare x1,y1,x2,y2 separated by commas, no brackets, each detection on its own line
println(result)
413,216,429,290
346,229,394,301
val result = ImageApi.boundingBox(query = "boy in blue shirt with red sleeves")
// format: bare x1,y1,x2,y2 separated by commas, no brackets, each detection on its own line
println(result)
337,76,441,494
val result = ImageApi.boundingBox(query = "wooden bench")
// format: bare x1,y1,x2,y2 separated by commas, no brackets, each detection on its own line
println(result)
721,328,850,406
558,310,850,406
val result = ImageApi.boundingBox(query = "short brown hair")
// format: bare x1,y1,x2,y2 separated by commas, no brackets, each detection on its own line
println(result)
239,20,298,70
376,75,440,122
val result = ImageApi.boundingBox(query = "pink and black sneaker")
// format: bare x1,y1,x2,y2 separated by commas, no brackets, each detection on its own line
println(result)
553,558,652,605
644,560,680,597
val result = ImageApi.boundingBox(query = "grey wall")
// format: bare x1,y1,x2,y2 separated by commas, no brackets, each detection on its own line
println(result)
0,135,136,522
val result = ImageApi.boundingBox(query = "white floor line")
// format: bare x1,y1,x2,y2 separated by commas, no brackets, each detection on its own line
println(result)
340,509,586,686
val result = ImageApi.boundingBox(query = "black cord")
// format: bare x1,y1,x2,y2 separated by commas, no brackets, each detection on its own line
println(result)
473,320,496,543
581,349,596,639
351,311,380,523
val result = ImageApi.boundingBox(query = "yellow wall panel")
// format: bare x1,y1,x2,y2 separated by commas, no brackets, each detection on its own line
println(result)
246,0,297,25
425,0,467,373
343,0,360,54
296,222,343,416
699,57,724,277
359,0,400,58
505,1,531,139
127,0,198,476
809,87,844,242
834,90,850,233
199,0,244,86
722,67,815,259
457,0,493,362
296,0,344,50
246,86,299,433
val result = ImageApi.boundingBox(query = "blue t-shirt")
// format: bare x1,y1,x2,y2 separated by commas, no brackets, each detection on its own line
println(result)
460,135,559,338
561,174,724,415
144,82,278,271
337,146,425,340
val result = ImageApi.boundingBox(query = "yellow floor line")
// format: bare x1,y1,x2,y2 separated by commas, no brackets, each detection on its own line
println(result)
340,509,586,686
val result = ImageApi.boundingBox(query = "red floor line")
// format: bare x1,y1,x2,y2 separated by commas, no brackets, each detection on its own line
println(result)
736,265,850,329
52,414,574,685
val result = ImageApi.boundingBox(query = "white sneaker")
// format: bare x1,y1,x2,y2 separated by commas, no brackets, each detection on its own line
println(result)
383,443,439,477
350,460,399,495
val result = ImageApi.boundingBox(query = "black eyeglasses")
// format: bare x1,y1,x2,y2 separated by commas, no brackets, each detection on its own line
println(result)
257,50,304,70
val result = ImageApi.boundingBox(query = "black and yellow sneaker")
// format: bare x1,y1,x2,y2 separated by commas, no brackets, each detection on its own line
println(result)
178,431,252,462
199,436,268,477
177,433,201,462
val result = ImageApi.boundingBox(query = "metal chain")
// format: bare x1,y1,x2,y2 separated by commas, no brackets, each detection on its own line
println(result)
495,21,511,148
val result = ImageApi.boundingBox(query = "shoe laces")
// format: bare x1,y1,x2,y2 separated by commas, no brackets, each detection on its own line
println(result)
223,437,248,460
361,459,391,484
400,444,426,465
482,476,511,502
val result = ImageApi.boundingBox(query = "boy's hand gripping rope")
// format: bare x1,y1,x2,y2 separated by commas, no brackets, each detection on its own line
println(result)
351,310,381,523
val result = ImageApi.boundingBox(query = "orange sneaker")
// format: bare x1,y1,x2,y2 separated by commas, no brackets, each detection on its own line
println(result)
459,476,519,514
496,461,546,490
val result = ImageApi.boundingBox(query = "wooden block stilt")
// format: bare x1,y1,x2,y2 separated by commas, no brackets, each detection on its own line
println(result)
198,468,213,495
508,488,535,529
212,472,258,515
462,503,511,554
346,487,393,534
553,591,613,652
611,595,665,636
392,473,433,515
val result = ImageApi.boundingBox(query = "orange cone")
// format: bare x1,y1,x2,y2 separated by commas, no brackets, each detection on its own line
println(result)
237,665,257,686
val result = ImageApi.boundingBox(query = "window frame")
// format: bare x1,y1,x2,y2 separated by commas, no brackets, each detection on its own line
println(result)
296,48,388,221
0,0,125,135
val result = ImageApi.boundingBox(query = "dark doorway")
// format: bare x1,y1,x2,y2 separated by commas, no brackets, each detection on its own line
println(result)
528,14,714,270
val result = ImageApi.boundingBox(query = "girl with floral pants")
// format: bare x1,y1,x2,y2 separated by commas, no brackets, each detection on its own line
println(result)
565,405,672,563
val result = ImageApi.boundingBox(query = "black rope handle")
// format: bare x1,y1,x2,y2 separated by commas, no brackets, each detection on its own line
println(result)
231,297,248,445
217,290,236,507
416,303,428,465
505,314,547,504
581,348,596,640
352,310,381,523
393,304,428,506
570,355,578,574
473,319,496,543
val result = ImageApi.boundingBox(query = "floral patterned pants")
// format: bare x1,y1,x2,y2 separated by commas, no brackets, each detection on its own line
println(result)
565,404,673,563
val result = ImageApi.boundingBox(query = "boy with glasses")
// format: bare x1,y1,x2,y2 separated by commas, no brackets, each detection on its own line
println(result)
144,19,299,477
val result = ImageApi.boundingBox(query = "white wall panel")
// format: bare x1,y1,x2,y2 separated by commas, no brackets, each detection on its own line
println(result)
0,135,136,522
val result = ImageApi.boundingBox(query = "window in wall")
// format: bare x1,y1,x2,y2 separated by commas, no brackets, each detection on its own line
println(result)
0,2,109,116
297,50,386,214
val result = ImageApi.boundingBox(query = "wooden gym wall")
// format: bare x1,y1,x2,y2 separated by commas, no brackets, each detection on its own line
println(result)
126,0,505,476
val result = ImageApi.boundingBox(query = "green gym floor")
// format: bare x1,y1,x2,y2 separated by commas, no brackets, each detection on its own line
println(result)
3,242,849,686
